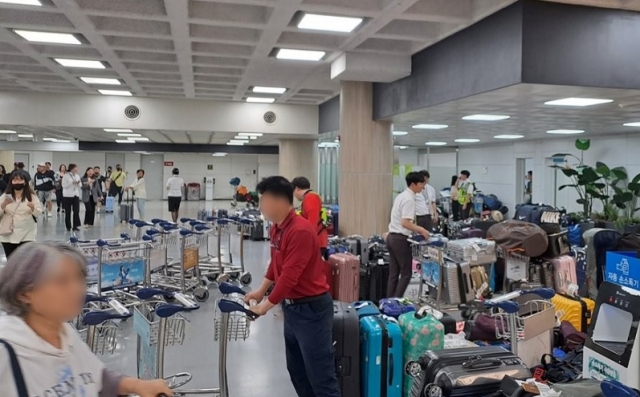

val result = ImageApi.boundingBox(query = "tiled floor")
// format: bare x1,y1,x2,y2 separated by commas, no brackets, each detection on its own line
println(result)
22,200,298,397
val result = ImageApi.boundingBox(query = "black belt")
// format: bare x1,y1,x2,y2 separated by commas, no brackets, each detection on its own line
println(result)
389,232,410,237
283,293,327,306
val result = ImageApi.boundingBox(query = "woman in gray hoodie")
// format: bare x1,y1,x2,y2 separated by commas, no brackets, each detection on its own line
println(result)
0,243,173,397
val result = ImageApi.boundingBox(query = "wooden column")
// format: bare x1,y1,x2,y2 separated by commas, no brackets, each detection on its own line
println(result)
338,81,393,236
279,139,319,188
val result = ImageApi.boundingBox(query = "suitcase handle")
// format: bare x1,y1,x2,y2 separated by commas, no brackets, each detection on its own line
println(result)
462,356,504,370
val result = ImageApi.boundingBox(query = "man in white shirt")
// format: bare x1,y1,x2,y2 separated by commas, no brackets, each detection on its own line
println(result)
415,170,438,232
166,168,185,222
386,171,431,298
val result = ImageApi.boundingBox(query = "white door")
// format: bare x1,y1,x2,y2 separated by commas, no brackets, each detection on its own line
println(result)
141,155,164,200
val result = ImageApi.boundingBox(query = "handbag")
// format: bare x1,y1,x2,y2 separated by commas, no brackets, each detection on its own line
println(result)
0,339,29,397
0,200,20,236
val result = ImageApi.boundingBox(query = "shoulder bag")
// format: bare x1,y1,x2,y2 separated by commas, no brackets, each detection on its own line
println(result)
0,339,29,397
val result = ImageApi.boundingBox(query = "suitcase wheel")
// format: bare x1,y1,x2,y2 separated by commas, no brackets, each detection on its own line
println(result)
406,361,423,377
424,384,443,397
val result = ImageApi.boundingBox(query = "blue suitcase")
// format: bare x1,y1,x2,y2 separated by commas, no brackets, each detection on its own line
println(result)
105,196,115,213
353,301,380,318
360,315,403,397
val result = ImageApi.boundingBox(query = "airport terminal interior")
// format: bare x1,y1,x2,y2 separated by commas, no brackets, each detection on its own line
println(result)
3,0,640,396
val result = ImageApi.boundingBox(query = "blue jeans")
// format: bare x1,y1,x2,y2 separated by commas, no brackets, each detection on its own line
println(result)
282,293,341,397
136,198,146,220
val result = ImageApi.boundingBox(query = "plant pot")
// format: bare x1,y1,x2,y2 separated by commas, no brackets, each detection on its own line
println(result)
594,220,606,229
623,224,640,234
603,221,617,230
580,221,595,233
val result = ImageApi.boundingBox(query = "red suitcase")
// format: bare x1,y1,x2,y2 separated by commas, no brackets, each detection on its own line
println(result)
328,253,360,302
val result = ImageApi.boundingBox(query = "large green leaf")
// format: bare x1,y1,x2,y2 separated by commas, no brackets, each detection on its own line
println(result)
575,138,591,151
581,167,600,183
629,182,640,193
561,168,579,177
594,183,606,189
612,167,628,181
595,162,611,177
631,173,640,185
558,184,577,191
576,198,588,205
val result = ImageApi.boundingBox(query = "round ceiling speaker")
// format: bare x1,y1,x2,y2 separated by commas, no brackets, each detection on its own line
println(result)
124,105,140,120
263,111,277,125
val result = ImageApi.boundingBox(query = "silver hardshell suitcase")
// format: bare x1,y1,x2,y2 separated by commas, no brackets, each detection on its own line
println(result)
441,261,474,305
446,238,497,266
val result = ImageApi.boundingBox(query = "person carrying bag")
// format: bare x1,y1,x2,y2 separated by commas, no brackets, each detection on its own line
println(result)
0,171,41,257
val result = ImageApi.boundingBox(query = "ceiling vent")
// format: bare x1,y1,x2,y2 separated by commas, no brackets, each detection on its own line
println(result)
124,105,140,120
263,111,277,125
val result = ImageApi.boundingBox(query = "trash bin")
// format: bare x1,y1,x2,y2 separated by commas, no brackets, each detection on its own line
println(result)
187,183,201,201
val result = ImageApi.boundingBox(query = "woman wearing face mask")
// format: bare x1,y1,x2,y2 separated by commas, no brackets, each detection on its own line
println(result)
0,172,42,258
0,243,173,397
126,169,147,220
81,167,102,228
55,164,67,214
62,164,82,232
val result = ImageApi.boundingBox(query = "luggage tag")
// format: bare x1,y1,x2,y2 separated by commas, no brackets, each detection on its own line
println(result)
475,282,489,299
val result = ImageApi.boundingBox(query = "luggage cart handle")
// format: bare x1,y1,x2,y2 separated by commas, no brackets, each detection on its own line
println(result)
180,217,194,223
83,310,132,326
217,299,259,321
206,216,217,222
194,225,211,232
137,288,178,300
219,282,246,296
483,300,520,314
155,303,200,318
188,220,205,227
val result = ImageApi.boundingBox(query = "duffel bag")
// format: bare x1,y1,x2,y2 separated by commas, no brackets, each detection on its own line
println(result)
514,203,560,225
482,194,503,211
487,220,549,258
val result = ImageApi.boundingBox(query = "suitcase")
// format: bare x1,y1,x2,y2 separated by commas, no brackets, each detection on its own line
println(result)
251,219,264,241
446,238,497,266
459,227,485,239
217,209,228,218
551,255,578,295
379,298,416,318
550,294,595,333
360,262,389,302
333,301,360,397
441,261,474,305
399,308,445,397
105,196,115,213
328,253,360,302
119,198,134,222
263,220,271,241
360,314,403,397
344,236,369,265
353,300,381,318
528,260,555,288
470,265,491,298
471,219,498,233
542,230,571,259
571,246,588,297
407,347,531,397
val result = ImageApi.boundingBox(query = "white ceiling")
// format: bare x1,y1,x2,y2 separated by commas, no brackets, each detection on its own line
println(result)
390,83,640,147
0,0,520,105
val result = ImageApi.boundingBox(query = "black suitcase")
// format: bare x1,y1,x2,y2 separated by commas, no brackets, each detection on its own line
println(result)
251,219,264,241
333,301,360,397
359,262,389,301
407,347,531,397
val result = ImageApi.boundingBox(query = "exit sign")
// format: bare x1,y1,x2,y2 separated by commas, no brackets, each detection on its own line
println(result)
164,161,174,166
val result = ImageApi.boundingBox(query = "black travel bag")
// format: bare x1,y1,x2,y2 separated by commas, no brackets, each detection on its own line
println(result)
359,261,389,302
333,302,360,397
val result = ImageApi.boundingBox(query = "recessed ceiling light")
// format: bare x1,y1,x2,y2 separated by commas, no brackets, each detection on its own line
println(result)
425,141,447,146
462,114,510,121
249,136,257,140
544,98,613,107
104,129,133,133
54,58,105,69
18,134,33,138
494,134,524,139
547,129,585,135
298,13,363,33
276,48,326,61
212,152,228,157
127,137,149,141
246,97,275,103
80,77,121,85
392,131,408,136
227,142,245,146
0,0,41,5
252,86,286,94
623,122,640,127
13,30,81,45
99,89,132,96
118,133,141,137
115,139,135,143
238,133,263,137
455,138,481,143
0,130,16,134
412,124,448,130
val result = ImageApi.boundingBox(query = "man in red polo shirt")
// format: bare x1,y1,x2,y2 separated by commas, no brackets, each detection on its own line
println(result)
291,176,329,259
245,176,340,397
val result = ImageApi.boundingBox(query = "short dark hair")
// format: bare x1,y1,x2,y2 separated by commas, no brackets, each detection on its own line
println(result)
172,168,179,175
68,163,77,172
420,170,430,179
256,176,294,205
45,162,51,166
405,172,425,187
461,170,471,177
291,176,311,190
94,165,101,169
527,170,532,176
137,169,145,176
16,162,24,169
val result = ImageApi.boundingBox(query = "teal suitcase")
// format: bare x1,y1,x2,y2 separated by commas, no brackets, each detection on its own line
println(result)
361,315,403,397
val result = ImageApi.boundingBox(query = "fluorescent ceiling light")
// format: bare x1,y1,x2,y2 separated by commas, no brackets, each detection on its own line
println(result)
462,114,510,121
229,139,249,144
127,137,149,141
235,135,258,140
276,48,326,61
494,134,524,139
252,86,286,94
104,128,132,133
238,133,263,137
0,130,16,134
298,13,363,33
544,97,613,107
212,153,228,157
246,97,275,103
54,58,105,69
394,145,408,150
547,129,585,135
227,142,245,146
249,136,257,140
80,77,121,85
392,131,408,136
14,29,80,45
18,134,33,138
134,151,151,155
115,139,135,143
623,122,640,127
0,0,41,5
412,124,448,130
425,141,447,146
118,133,141,137
99,89,132,96
43,138,56,141
455,138,480,143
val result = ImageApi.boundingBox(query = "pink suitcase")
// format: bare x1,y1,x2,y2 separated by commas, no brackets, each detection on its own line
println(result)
551,255,578,294
328,253,360,302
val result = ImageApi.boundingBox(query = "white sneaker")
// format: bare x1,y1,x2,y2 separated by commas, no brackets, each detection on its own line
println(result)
47,212,52,218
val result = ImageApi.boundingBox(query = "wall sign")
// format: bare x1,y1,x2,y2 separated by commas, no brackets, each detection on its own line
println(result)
207,164,213,170
164,161,174,167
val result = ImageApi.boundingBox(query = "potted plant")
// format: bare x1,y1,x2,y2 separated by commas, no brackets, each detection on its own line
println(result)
611,170,640,233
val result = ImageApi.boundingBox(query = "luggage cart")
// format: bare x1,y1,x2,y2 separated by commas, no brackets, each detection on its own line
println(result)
199,216,252,286
134,284,258,397
409,235,453,310
77,295,132,355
